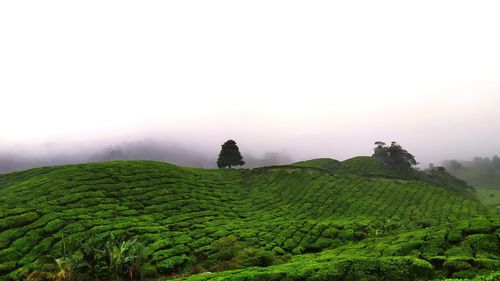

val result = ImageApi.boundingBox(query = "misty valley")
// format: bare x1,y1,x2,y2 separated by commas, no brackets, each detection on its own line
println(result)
2,2,500,280
0,141,498,281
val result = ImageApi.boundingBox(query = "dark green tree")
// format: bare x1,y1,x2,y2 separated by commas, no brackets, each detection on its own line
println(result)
493,155,500,169
217,140,245,168
444,160,463,173
372,141,417,173
373,141,390,164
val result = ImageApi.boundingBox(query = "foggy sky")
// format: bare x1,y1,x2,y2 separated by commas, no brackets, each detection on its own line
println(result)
1,1,499,172
0,139,294,173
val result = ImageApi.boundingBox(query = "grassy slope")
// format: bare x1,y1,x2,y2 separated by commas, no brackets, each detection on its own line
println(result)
447,166,500,210
0,160,498,280
477,188,500,213
292,158,343,171
452,167,500,190
181,218,500,281
295,157,477,198
293,156,399,178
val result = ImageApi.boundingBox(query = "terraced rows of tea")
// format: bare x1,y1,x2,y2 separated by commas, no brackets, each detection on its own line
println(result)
292,156,400,178
0,160,498,280
181,217,500,280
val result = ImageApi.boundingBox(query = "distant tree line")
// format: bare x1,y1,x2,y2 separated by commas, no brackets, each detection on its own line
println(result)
371,141,475,196
443,155,500,190
443,155,500,173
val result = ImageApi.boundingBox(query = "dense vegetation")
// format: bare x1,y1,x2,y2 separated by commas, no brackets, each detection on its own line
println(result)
444,156,500,190
443,156,500,212
0,160,498,280
293,157,475,197
26,235,147,281
372,142,417,175
180,217,500,281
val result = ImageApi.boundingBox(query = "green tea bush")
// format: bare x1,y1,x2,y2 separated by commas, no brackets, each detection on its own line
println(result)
466,234,498,258
157,255,190,274
236,248,276,267
0,160,497,280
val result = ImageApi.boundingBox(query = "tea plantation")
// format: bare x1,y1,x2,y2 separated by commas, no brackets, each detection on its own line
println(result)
0,159,498,280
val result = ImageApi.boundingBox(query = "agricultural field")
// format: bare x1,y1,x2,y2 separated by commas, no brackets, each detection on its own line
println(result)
477,188,500,213
443,159,500,212
292,156,400,178
451,165,500,191
0,159,498,280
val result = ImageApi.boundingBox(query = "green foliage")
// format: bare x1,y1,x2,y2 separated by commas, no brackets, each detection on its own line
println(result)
416,166,477,198
157,255,189,274
216,140,245,168
0,160,498,281
292,156,399,178
180,219,499,280
443,156,500,211
210,235,241,263
372,141,417,174
292,158,342,171
476,188,500,212
26,235,147,281
444,156,500,190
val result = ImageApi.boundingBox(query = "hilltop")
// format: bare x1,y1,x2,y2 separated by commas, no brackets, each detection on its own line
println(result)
293,156,400,178
293,157,476,197
0,159,498,280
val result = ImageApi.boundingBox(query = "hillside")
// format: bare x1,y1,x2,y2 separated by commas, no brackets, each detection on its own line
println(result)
292,158,343,171
444,157,500,191
293,157,401,178
180,217,500,281
294,157,477,198
452,167,500,190
0,160,498,280
444,159,500,211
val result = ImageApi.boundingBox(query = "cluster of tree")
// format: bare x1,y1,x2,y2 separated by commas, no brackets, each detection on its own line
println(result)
444,156,500,172
216,139,423,172
370,141,476,196
443,155,500,190
473,155,500,168
372,141,418,174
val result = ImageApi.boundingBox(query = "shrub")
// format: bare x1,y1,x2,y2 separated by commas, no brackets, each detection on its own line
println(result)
237,248,276,267
447,228,463,243
157,255,190,274
444,258,472,272
210,235,241,262
271,246,285,255
466,234,498,258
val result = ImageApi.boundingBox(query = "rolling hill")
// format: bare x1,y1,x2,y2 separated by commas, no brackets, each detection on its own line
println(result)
293,156,400,178
0,159,498,280
443,159,500,211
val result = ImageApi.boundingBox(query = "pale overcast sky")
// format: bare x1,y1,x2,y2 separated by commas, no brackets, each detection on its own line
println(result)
1,1,499,164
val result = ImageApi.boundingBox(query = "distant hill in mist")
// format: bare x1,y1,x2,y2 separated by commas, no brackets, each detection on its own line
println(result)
0,158,497,280
443,155,500,190
0,140,292,173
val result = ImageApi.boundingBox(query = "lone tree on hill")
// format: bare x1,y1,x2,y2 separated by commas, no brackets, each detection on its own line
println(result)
372,141,417,173
217,140,245,168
